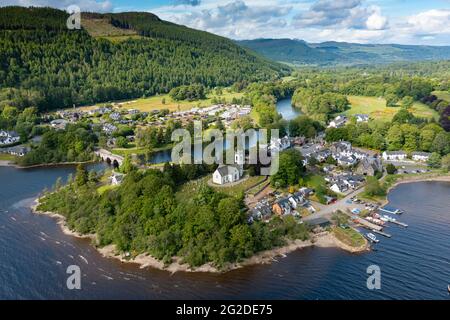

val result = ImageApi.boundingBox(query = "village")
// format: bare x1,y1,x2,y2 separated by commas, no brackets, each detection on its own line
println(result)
0,100,435,246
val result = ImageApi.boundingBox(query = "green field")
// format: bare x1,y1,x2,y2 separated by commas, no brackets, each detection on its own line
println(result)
0,153,16,162
175,174,266,202
432,90,450,103
73,90,244,113
332,226,366,247
345,96,439,121
211,175,266,198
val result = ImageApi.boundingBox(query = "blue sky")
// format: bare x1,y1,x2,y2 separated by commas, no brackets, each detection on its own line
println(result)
3,0,450,44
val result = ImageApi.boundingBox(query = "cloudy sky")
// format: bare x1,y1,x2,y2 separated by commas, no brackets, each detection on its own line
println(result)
2,0,450,45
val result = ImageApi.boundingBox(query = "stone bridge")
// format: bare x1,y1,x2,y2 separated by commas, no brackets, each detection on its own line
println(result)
94,149,124,168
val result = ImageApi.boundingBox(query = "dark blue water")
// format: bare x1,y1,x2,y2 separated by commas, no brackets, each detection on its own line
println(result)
148,98,301,164
1,163,449,299
276,97,302,121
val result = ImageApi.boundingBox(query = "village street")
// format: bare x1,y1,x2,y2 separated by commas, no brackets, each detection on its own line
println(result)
303,186,369,222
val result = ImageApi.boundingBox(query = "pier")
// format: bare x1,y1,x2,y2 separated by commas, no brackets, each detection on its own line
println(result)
389,220,408,228
372,229,392,238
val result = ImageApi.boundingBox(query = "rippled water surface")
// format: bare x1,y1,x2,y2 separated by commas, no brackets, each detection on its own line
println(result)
1,164,449,299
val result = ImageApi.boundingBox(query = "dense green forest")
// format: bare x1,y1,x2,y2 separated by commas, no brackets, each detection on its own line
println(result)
18,124,97,166
38,165,309,268
0,6,288,111
325,109,450,155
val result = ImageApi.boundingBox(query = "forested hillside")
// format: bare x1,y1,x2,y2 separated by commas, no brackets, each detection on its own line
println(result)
0,7,288,111
239,38,450,66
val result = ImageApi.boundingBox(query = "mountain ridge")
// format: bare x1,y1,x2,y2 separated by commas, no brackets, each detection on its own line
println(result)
238,38,450,66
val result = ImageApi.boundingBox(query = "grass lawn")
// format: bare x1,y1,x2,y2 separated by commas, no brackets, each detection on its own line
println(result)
211,175,266,198
345,96,439,121
111,147,146,157
97,184,118,195
71,89,244,113
304,174,327,190
0,153,16,162
332,226,366,247
432,90,450,103
111,144,172,157
175,174,266,202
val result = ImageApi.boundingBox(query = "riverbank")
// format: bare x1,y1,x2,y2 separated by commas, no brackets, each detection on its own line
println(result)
30,197,367,274
380,173,450,206
0,159,97,169
0,160,13,167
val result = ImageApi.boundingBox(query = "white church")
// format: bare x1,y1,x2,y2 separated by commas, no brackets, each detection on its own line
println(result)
212,151,244,185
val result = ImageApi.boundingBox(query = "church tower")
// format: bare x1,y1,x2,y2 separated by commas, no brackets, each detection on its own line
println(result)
235,150,244,177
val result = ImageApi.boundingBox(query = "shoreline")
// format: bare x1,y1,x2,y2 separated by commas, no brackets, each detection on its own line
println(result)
380,174,450,207
30,198,368,274
0,159,97,169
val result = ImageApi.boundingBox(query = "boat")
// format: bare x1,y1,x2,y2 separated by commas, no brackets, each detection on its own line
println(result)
448,285,450,293
379,206,404,215
380,217,389,222
383,215,397,222
366,233,379,243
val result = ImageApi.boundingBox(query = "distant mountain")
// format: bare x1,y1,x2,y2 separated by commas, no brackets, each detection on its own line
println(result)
238,38,450,66
0,7,289,111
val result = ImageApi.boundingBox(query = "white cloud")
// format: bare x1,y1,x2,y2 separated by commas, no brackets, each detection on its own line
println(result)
406,9,450,35
154,0,292,39
365,7,388,30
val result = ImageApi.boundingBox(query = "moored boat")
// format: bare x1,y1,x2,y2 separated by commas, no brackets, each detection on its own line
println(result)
366,233,379,243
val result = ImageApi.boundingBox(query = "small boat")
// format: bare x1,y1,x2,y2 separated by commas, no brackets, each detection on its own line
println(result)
383,215,397,222
380,217,389,222
448,285,450,293
379,206,404,215
367,233,379,243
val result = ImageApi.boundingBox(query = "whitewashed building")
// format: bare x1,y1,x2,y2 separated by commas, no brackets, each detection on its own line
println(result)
355,114,369,123
382,151,407,161
328,115,348,128
411,152,431,162
212,151,244,185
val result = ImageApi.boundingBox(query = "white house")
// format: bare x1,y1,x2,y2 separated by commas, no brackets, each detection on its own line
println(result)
355,114,369,123
288,192,306,209
330,181,348,193
328,115,348,128
50,119,68,130
7,146,29,157
110,172,125,185
213,165,241,185
212,151,244,185
411,152,431,162
0,130,20,146
270,136,291,152
382,151,407,161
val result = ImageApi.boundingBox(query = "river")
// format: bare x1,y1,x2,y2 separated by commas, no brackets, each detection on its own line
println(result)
0,162,449,299
147,97,302,164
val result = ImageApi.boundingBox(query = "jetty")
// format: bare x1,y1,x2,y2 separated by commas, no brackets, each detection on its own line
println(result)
352,216,383,231
389,220,408,228
372,229,392,238
379,206,404,215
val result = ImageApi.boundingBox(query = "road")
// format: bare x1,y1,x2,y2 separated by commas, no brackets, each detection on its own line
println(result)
303,186,368,222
